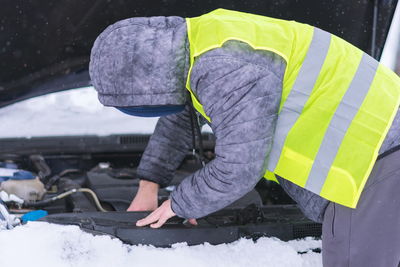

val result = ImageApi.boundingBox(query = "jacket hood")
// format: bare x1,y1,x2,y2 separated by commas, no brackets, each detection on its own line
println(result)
89,16,189,107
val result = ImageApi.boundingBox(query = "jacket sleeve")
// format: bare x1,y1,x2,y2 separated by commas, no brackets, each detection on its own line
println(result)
136,105,197,188
170,48,286,219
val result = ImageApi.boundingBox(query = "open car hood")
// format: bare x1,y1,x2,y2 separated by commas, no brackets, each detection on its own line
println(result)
0,0,398,108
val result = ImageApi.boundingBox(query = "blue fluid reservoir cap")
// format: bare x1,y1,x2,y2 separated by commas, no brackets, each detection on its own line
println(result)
11,170,35,180
21,210,48,223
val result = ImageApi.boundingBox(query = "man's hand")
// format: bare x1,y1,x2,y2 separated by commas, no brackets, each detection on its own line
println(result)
136,199,176,228
136,199,198,228
127,180,159,211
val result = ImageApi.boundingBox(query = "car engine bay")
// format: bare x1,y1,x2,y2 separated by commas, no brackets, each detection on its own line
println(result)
0,134,321,247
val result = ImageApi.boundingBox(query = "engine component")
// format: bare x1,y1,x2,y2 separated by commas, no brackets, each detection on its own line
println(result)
44,169,80,190
85,169,262,211
0,177,46,201
0,167,35,182
23,188,108,212
21,210,48,222
29,155,51,181
0,160,46,202
40,205,322,247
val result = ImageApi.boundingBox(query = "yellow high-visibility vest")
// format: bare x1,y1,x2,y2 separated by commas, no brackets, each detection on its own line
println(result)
185,9,400,208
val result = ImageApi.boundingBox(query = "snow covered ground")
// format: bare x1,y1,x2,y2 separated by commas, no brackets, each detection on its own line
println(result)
0,222,322,267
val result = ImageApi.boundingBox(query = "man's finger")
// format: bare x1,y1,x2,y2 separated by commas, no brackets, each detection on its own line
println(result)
150,215,169,229
183,218,198,226
136,209,161,227
188,219,198,226
136,199,175,228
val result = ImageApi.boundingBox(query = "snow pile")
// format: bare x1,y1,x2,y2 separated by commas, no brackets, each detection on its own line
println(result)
0,222,322,267
0,87,159,138
0,86,212,138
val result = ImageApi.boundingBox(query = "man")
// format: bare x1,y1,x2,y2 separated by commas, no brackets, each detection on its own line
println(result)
89,9,400,266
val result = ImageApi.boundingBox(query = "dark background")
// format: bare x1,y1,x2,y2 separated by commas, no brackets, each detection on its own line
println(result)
0,0,398,107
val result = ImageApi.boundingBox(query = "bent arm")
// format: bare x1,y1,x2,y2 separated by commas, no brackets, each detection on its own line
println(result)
171,46,286,218
136,105,196,187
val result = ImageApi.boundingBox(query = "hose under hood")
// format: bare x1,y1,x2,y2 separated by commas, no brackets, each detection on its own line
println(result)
23,188,108,212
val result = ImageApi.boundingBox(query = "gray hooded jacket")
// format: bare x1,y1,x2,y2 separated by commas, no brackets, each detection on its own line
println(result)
89,16,400,223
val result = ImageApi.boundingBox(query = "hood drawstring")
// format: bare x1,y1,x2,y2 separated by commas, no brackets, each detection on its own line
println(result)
188,100,207,167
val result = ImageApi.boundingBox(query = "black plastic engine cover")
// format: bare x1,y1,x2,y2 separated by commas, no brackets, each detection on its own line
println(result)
85,168,263,211
39,205,321,247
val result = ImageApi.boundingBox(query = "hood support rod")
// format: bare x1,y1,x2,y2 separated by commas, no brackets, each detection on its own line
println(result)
371,0,379,58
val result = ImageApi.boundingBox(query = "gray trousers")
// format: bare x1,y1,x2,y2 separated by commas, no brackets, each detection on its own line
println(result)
322,149,400,267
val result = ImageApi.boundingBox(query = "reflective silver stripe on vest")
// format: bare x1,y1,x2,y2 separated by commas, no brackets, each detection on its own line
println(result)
305,53,379,193
268,28,331,171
